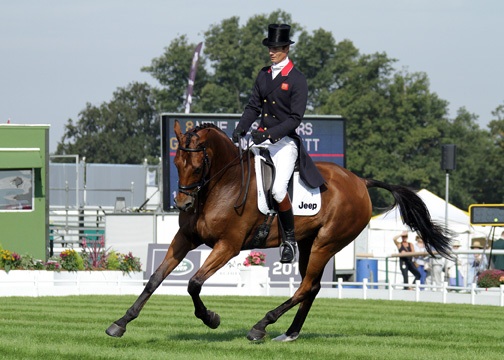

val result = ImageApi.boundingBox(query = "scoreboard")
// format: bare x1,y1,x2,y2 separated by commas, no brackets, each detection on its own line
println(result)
160,113,345,211
469,204,504,226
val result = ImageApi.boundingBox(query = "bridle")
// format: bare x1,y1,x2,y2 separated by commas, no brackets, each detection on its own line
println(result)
176,129,252,209
177,142,210,197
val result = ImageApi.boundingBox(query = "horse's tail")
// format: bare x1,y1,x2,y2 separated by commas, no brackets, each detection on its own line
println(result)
365,179,453,259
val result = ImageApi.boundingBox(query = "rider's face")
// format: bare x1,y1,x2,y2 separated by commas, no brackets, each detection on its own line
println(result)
268,46,289,64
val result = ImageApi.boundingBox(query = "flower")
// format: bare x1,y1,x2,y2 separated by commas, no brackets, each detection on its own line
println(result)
0,246,141,273
0,249,22,273
59,249,84,272
243,251,266,267
80,236,109,270
118,252,142,274
44,259,61,271
477,269,504,288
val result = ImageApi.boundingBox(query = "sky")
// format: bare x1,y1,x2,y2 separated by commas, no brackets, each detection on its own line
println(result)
1,0,503,153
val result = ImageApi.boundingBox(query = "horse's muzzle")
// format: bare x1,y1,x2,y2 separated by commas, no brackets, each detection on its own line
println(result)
174,193,194,212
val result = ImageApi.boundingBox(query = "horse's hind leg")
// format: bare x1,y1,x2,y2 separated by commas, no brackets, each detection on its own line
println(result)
106,233,193,337
273,249,322,342
247,247,327,341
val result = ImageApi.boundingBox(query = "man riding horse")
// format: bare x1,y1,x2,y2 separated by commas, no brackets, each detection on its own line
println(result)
232,23,325,264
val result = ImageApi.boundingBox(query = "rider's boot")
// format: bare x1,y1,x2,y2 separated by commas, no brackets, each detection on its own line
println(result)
277,194,297,264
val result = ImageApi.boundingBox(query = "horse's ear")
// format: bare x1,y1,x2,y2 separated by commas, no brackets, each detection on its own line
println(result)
174,120,183,142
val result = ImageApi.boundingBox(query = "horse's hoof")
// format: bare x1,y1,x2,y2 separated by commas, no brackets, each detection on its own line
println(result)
105,323,126,337
247,327,266,341
272,332,299,342
205,311,221,329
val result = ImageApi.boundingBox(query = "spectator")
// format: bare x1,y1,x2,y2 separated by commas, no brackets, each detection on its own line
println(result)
413,236,428,285
428,252,445,291
447,240,465,287
491,231,504,270
393,231,421,289
467,239,487,286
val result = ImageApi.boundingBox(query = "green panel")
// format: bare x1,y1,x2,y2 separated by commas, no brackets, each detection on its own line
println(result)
0,125,49,260
0,149,42,168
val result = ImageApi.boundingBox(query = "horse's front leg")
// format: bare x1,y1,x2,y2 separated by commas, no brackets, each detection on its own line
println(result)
106,233,194,337
187,242,238,329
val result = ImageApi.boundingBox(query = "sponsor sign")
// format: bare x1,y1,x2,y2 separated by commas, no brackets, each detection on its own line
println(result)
161,113,345,211
146,244,335,287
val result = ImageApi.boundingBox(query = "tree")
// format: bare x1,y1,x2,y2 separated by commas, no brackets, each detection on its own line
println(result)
56,82,159,164
141,35,209,113
197,10,298,113
440,108,503,207
55,12,504,212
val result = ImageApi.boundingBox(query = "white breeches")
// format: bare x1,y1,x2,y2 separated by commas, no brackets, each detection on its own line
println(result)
253,136,298,202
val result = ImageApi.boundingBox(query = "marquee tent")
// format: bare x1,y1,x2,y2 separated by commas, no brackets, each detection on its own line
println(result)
360,189,500,283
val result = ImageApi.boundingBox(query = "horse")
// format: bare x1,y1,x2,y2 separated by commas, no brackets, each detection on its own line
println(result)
106,120,452,342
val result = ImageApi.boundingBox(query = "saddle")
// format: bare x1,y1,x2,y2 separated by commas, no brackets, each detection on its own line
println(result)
246,147,321,249
252,147,321,216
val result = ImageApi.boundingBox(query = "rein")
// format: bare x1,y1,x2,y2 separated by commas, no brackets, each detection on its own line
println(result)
233,138,252,210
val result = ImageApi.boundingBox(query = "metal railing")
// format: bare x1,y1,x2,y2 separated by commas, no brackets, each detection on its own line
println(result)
49,206,109,256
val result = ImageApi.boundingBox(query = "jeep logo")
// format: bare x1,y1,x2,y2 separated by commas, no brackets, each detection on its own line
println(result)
298,201,317,210
172,259,195,276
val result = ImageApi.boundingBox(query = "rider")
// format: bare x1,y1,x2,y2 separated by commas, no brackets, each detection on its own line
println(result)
232,24,325,263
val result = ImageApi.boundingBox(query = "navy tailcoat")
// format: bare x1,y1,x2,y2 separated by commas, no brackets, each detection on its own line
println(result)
238,61,325,188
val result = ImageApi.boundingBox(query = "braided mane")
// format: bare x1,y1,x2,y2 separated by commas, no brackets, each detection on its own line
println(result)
192,122,226,134
184,122,229,148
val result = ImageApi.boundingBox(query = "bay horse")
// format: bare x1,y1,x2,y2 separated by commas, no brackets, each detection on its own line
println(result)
106,121,452,342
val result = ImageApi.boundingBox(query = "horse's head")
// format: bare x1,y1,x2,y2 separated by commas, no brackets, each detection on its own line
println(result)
173,120,237,212
173,120,210,211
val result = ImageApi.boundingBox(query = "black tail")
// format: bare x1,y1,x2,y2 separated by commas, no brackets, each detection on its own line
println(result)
366,179,453,259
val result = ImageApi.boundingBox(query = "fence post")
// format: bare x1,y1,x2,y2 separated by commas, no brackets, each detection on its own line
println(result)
471,283,476,305
388,279,393,300
385,257,389,287
363,278,368,300
337,277,343,299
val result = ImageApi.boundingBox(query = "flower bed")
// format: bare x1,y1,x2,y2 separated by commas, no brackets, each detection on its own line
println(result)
477,269,504,288
0,241,141,275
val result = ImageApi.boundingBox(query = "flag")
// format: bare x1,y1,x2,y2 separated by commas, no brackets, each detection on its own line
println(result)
184,42,203,114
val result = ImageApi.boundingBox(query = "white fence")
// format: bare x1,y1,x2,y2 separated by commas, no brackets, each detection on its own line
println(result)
1,272,503,307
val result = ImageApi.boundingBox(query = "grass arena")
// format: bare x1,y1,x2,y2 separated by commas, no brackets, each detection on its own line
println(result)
1,295,503,359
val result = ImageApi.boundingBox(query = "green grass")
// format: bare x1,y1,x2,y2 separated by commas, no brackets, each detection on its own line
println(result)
0,295,503,359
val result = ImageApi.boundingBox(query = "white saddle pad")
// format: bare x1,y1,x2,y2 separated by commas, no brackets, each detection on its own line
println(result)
253,150,321,216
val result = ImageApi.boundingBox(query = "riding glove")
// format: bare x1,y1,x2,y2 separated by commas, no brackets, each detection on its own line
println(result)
251,129,270,144
232,126,246,143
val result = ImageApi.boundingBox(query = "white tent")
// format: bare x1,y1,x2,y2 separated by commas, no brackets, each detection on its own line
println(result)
361,189,501,283
360,189,468,283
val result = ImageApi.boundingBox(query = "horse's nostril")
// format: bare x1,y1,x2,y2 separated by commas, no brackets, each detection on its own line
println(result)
175,197,193,212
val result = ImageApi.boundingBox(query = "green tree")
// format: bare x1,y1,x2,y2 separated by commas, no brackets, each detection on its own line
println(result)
142,35,209,113
196,10,298,113
56,82,159,164
54,12,504,213
441,108,502,207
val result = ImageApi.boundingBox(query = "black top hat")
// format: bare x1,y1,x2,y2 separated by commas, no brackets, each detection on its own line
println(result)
262,24,295,47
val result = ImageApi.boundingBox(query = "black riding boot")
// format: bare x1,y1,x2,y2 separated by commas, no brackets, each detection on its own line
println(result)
278,195,297,264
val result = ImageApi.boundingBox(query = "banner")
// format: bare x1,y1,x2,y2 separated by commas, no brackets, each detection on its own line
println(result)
161,114,345,210
184,42,203,114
